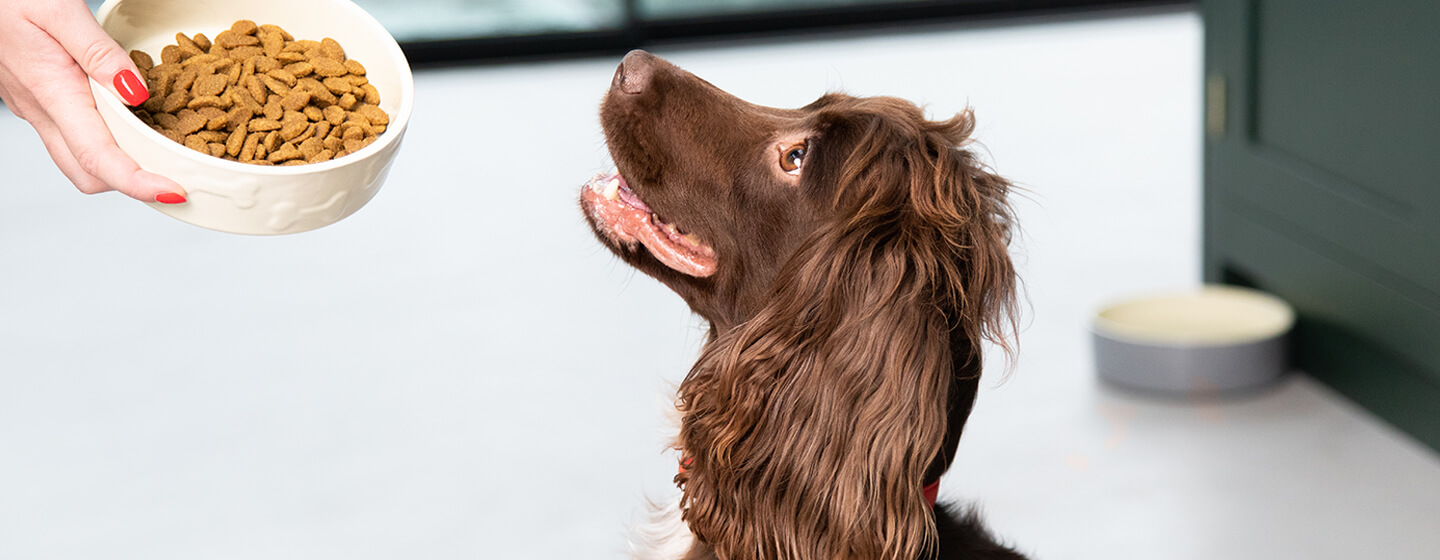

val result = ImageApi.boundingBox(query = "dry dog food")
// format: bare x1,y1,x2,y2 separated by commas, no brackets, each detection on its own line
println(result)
127,20,389,166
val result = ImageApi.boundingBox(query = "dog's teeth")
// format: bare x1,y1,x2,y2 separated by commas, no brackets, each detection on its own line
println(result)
602,178,621,201
682,233,703,246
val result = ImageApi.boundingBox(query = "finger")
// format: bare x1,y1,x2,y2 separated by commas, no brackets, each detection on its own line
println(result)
0,62,108,193
39,0,150,107
30,106,113,195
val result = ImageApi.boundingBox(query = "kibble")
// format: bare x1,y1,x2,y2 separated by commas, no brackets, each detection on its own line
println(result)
129,20,388,165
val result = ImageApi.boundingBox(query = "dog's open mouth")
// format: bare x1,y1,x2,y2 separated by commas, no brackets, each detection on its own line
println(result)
582,170,718,277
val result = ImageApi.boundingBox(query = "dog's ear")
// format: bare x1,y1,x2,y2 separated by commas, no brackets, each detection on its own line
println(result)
674,102,1016,560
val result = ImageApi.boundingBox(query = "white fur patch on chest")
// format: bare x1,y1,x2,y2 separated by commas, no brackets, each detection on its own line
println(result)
629,493,696,560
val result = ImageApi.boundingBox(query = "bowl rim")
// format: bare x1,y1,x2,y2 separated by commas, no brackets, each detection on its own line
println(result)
90,0,415,176
1091,285,1296,348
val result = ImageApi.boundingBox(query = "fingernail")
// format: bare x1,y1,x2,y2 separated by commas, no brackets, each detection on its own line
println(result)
155,192,187,204
114,69,149,107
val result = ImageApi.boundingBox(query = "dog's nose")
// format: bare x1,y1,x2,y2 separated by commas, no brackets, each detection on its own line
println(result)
613,50,656,95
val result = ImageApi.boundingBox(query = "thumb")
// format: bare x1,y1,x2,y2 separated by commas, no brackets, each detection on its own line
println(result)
44,1,150,107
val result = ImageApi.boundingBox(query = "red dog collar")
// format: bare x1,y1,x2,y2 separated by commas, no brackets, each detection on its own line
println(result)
922,479,940,508
680,460,940,509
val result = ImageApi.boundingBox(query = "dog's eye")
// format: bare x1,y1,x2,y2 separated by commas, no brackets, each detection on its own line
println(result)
780,143,806,175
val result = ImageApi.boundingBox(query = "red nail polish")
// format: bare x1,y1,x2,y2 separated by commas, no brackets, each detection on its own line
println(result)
114,69,149,106
155,192,187,204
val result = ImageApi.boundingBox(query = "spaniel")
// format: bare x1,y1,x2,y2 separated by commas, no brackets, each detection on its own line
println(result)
580,50,1025,560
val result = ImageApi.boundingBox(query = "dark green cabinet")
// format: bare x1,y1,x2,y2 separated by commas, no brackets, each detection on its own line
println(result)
1203,0,1440,451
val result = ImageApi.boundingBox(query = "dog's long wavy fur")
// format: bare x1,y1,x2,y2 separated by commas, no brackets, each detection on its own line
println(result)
672,99,1019,560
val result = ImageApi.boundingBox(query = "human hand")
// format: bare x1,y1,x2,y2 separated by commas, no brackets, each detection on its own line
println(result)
0,0,187,204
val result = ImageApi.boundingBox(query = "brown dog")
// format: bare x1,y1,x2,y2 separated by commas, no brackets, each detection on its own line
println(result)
581,50,1025,560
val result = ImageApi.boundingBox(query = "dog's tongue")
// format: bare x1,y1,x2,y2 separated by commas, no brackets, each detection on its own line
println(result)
635,215,717,277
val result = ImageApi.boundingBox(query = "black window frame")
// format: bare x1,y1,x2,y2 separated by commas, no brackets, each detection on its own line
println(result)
402,0,1194,67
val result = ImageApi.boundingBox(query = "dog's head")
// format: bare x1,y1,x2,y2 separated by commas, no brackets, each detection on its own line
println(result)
581,50,1016,560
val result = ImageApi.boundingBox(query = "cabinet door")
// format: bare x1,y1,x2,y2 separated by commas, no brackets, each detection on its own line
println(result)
1203,0,1440,450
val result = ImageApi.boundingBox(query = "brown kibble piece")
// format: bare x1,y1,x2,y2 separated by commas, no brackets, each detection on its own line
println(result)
229,46,265,62
193,33,212,52
343,59,365,76
226,127,247,156
260,24,293,41
322,77,352,95
226,61,243,86
262,75,291,97
187,95,228,110
312,57,346,77
263,97,283,121
130,50,155,72
242,75,266,106
154,112,179,130
141,95,165,114
195,130,229,143
184,135,208,153
226,106,252,129
215,30,260,49
355,105,389,126
336,92,357,110
231,20,259,36
342,124,364,142
266,69,297,88
279,119,308,142
181,53,220,70
240,132,262,161
176,33,204,58
307,149,335,164
285,61,314,78
308,84,339,108
319,38,346,61
161,91,191,113
294,123,318,145
261,31,285,57
161,45,182,65
360,83,381,105
322,105,345,125
174,69,198,93
298,137,325,160
266,142,302,163
192,74,228,97
249,118,282,132
208,143,226,158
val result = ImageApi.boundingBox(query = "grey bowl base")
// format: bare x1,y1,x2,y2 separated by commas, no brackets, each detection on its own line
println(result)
1093,332,1290,396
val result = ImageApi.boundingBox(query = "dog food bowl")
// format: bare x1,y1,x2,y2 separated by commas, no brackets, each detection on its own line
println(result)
1092,285,1295,395
89,0,414,235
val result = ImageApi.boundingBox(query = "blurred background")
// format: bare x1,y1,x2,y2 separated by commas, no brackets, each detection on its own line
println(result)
2,1,1436,558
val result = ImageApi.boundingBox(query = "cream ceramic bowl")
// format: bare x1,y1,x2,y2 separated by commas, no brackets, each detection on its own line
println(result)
89,0,414,235
1092,285,1295,395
